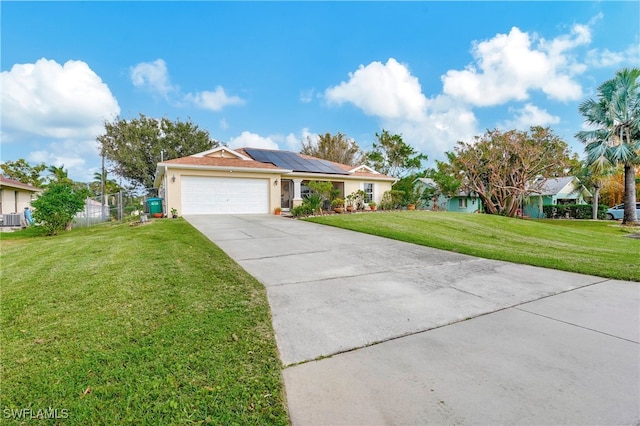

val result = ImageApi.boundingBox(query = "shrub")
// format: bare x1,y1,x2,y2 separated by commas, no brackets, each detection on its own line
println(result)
392,175,424,206
542,204,608,220
345,190,367,210
291,204,313,217
303,193,323,214
331,198,345,208
379,190,405,210
31,183,90,235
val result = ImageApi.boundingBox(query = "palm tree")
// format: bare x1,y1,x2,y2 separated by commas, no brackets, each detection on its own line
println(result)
46,165,72,185
576,68,640,224
576,163,617,219
91,171,122,198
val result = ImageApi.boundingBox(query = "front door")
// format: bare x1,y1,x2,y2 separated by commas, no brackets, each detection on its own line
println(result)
281,179,293,210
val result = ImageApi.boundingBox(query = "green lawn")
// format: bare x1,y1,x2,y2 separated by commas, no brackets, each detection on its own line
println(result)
0,220,288,425
305,211,640,282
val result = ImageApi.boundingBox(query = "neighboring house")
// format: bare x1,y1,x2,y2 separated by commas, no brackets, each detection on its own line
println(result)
415,178,483,213
0,176,41,226
153,147,396,215
523,176,592,218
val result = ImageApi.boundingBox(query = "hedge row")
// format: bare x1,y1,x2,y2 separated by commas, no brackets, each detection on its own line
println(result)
542,204,608,220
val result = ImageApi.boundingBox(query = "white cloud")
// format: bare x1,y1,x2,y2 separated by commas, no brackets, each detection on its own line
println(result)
184,86,245,111
285,132,302,151
282,128,315,152
130,59,176,98
27,135,104,182
130,59,245,111
1,58,120,140
324,58,478,161
442,25,589,106
228,131,279,150
219,118,229,130
586,43,640,68
571,12,638,73
0,58,120,181
225,129,309,153
325,58,428,122
30,150,87,171
382,95,478,159
499,103,561,130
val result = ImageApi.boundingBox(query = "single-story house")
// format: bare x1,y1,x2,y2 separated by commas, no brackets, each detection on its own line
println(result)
415,178,483,213
153,147,396,215
523,176,591,218
0,176,41,226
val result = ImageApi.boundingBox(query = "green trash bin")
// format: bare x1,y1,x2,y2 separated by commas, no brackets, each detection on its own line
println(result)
147,198,163,217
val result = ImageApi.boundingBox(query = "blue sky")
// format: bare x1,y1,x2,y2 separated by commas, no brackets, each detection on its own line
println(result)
1,1,638,182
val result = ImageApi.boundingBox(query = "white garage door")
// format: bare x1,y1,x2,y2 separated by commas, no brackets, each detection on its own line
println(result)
181,176,269,214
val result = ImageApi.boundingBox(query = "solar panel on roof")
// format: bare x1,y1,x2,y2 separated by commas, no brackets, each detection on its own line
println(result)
244,148,349,175
246,149,270,164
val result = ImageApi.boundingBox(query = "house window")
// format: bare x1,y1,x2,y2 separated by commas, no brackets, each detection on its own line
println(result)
301,182,311,199
458,198,468,209
363,183,373,203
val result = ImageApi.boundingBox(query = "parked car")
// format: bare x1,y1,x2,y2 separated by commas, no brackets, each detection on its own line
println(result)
605,203,640,220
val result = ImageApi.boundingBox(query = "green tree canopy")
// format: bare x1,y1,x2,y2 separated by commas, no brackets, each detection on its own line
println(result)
392,173,426,207
0,159,46,187
31,182,90,235
426,153,463,198
300,132,365,166
98,114,218,189
576,67,640,224
366,130,427,178
449,127,573,217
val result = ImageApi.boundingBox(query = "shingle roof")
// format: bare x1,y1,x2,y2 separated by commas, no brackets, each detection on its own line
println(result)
162,155,284,170
538,177,575,196
0,176,41,192
164,147,394,180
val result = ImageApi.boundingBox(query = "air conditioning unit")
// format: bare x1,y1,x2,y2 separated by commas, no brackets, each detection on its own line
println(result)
1,213,22,227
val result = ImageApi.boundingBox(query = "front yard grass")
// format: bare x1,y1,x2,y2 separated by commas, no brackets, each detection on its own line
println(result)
305,211,640,282
0,220,288,425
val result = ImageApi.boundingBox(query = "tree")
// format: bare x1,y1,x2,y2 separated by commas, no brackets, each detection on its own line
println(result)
300,132,365,166
427,153,463,198
89,171,122,198
98,114,218,189
31,183,90,235
392,173,426,207
573,162,617,219
0,159,46,187
307,180,337,209
366,130,428,178
576,68,640,224
598,171,626,207
449,127,573,217
46,165,73,185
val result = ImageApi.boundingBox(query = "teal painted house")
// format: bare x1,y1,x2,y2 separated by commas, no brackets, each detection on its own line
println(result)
523,176,591,218
415,178,483,213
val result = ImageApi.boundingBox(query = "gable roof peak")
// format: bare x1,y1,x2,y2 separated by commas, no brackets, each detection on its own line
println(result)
191,146,252,161
348,164,379,174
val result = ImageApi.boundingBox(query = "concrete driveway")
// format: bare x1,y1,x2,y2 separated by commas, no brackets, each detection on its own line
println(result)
185,214,639,425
